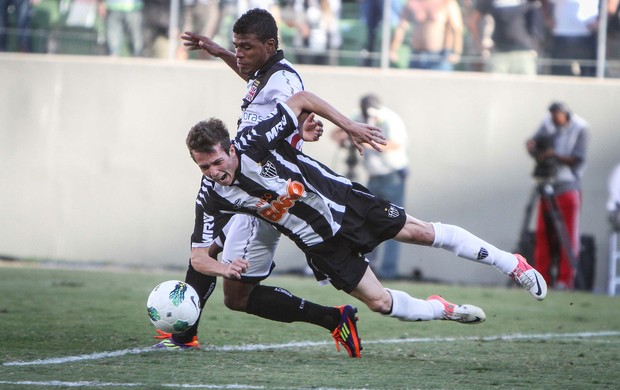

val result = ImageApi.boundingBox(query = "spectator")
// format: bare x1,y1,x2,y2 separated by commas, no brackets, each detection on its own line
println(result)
606,0,620,77
238,0,284,35
543,0,599,77
468,0,543,75
332,94,409,280
459,0,490,71
286,0,341,65
389,0,463,71
0,0,35,52
176,0,220,59
98,0,145,56
143,0,182,58
526,101,588,290
359,0,404,67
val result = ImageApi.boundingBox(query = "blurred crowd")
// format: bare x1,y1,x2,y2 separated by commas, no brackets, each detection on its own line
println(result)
2,0,620,77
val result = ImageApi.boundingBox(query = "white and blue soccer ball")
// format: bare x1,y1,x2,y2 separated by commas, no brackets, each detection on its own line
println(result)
147,280,200,334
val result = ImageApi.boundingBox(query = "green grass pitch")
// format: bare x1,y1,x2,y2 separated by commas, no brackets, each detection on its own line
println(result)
1,263,620,389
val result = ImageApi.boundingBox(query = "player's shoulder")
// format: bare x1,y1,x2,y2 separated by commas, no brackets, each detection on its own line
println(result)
269,58,303,79
267,64,302,84
259,73,303,101
278,57,299,72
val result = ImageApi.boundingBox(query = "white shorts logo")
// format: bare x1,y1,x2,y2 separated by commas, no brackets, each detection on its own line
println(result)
387,205,400,218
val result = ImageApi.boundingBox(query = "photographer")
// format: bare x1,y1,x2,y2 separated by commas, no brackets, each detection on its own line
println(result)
526,102,589,290
331,94,409,280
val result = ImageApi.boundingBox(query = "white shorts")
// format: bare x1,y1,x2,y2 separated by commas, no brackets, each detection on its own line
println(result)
215,213,281,280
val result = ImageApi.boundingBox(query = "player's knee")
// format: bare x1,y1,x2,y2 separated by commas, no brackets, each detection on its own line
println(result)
222,279,254,312
395,217,434,245
363,291,392,314
223,295,248,312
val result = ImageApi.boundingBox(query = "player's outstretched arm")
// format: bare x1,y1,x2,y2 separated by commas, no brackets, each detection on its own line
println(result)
287,91,386,155
181,32,247,81
190,247,249,279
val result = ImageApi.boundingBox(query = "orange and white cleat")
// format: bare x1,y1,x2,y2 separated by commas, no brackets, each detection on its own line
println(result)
510,254,547,301
427,295,486,324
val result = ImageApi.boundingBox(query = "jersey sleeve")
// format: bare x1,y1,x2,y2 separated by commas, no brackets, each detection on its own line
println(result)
236,102,299,155
190,180,231,248
265,72,305,150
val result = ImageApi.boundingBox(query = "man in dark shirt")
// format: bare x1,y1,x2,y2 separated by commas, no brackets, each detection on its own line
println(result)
468,0,543,74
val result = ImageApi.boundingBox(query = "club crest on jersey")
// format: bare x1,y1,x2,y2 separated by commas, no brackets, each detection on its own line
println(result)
387,205,400,218
260,161,278,179
244,80,260,103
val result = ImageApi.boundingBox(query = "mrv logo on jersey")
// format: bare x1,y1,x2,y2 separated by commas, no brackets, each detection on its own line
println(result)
265,115,288,142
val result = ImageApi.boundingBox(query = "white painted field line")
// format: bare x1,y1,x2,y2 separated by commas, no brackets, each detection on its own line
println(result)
3,347,152,366
3,330,620,367
0,381,264,389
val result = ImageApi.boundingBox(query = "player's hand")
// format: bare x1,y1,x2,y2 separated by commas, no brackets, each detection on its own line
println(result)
181,31,222,57
301,112,324,142
345,122,386,155
225,258,249,280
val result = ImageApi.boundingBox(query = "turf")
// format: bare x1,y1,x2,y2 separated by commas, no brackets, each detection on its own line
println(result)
1,263,619,389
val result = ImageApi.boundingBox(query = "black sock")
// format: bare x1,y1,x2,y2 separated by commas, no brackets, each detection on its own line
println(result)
173,261,217,343
246,285,341,331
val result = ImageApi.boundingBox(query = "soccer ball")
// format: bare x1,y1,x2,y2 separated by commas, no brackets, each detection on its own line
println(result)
146,280,200,334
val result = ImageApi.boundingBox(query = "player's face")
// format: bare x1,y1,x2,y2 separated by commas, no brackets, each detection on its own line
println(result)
191,144,238,186
233,33,276,76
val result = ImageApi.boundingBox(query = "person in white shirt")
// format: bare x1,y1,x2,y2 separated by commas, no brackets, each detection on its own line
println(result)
543,0,599,76
608,163,620,230
332,94,409,279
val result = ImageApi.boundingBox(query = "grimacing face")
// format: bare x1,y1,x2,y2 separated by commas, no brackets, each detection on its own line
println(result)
233,33,275,76
191,144,238,186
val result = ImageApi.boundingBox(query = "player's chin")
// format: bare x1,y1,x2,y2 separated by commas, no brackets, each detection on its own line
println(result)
237,64,252,75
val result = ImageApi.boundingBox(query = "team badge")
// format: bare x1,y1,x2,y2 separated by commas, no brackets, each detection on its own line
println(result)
260,161,278,179
477,247,489,260
387,205,400,218
244,80,260,102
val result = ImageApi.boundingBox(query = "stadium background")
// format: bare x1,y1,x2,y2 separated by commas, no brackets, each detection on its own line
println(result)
1,53,619,293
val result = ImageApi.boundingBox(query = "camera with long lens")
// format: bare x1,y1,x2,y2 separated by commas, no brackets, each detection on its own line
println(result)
532,135,557,180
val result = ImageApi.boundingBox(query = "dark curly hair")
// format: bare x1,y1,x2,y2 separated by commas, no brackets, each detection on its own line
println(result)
233,8,279,49
186,118,231,158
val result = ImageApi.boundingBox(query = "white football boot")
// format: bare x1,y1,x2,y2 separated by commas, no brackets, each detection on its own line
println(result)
510,254,547,301
427,295,486,324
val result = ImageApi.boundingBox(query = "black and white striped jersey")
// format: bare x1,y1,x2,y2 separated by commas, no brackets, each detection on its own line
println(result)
197,102,353,250
240,50,305,151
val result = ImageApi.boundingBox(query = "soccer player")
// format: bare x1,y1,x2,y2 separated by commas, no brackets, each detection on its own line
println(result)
155,8,361,356
184,90,548,350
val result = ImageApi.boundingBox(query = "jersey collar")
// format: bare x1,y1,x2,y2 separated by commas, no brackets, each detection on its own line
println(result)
251,50,285,79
